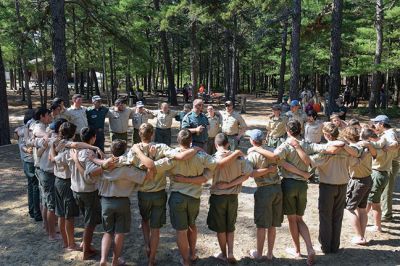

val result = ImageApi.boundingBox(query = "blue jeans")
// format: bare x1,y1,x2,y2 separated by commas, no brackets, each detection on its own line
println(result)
23,161,42,220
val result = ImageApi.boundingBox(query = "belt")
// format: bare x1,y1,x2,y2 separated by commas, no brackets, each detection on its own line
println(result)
226,134,238,137
352,175,371,180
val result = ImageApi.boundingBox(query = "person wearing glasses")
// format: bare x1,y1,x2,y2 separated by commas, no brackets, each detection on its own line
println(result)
220,101,247,151
182,99,209,150
107,98,134,142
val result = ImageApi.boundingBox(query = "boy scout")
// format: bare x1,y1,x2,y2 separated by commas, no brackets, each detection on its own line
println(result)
207,133,253,263
206,105,221,155
220,101,247,151
247,129,312,261
34,119,63,241
292,122,359,254
96,140,152,266
341,127,375,245
126,123,200,266
265,104,287,148
151,102,179,146
131,101,155,144
155,129,243,266
107,98,134,142
67,127,103,260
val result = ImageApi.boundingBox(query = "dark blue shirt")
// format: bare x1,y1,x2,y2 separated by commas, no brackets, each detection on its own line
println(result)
86,106,110,130
182,111,209,143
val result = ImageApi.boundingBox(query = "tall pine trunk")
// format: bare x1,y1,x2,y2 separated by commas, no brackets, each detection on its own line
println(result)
369,0,383,113
290,0,301,100
49,0,69,106
328,0,343,114
190,21,199,101
0,47,11,146
154,0,177,105
278,19,288,103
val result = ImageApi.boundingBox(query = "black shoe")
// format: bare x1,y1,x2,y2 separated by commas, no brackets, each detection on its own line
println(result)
34,216,43,222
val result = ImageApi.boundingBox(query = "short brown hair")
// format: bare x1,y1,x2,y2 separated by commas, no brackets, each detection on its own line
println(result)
177,129,192,147
139,123,154,142
286,120,301,137
322,122,339,139
59,122,77,140
361,128,378,140
215,133,229,147
340,126,360,143
111,140,127,157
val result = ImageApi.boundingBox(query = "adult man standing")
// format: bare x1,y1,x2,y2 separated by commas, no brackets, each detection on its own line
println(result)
206,105,221,155
152,102,178,146
107,98,134,142
265,104,287,148
220,101,247,151
182,99,209,150
86,95,110,151
64,94,88,141
131,101,155,144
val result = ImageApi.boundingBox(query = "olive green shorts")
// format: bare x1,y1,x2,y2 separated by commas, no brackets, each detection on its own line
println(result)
281,178,308,216
168,192,200,231
207,194,238,233
54,177,79,219
101,197,131,234
73,191,101,227
254,184,283,228
368,170,389,204
138,190,167,229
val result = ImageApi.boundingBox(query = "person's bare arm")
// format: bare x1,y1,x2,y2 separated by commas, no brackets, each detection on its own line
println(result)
213,174,250,190
216,150,244,167
132,144,154,168
281,160,310,179
251,165,277,178
36,139,48,158
70,149,85,176
248,146,278,161
66,142,104,159
291,142,312,166
343,144,359,157
172,174,207,185
172,147,202,160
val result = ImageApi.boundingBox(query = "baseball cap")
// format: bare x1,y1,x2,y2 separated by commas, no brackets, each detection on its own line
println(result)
225,100,233,107
92,95,101,102
290,100,300,107
371,115,389,124
49,118,68,131
115,98,126,105
246,129,265,142
136,101,144,108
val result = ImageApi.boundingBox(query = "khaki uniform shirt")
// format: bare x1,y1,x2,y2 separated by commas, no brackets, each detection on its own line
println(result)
36,135,57,173
68,149,99,193
155,149,218,198
152,110,179,129
107,108,134,133
304,121,324,143
210,150,253,195
348,144,372,178
207,114,222,138
266,115,287,139
65,106,88,134
310,143,357,185
124,143,174,192
30,121,47,167
221,111,247,135
372,149,396,172
53,145,71,179
275,140,325,181
131,111,155,129
247,146,281,186
98,166,147,197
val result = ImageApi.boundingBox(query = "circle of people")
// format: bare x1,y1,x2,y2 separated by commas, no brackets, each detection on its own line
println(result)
14,93,399,266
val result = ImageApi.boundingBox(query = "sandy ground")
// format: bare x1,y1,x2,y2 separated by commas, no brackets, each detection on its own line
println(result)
1,91,400,265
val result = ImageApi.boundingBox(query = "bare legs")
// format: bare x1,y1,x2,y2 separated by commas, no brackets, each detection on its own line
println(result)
366,203,382,232
100,232,125,266
141,219,160,266
346,208,368,244
287,215,315,264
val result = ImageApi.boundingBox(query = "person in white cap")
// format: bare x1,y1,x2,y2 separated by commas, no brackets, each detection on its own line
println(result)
86,95,111,151
131,101,155,144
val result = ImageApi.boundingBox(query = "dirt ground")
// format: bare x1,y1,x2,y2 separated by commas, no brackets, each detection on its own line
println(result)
0,91,399,266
